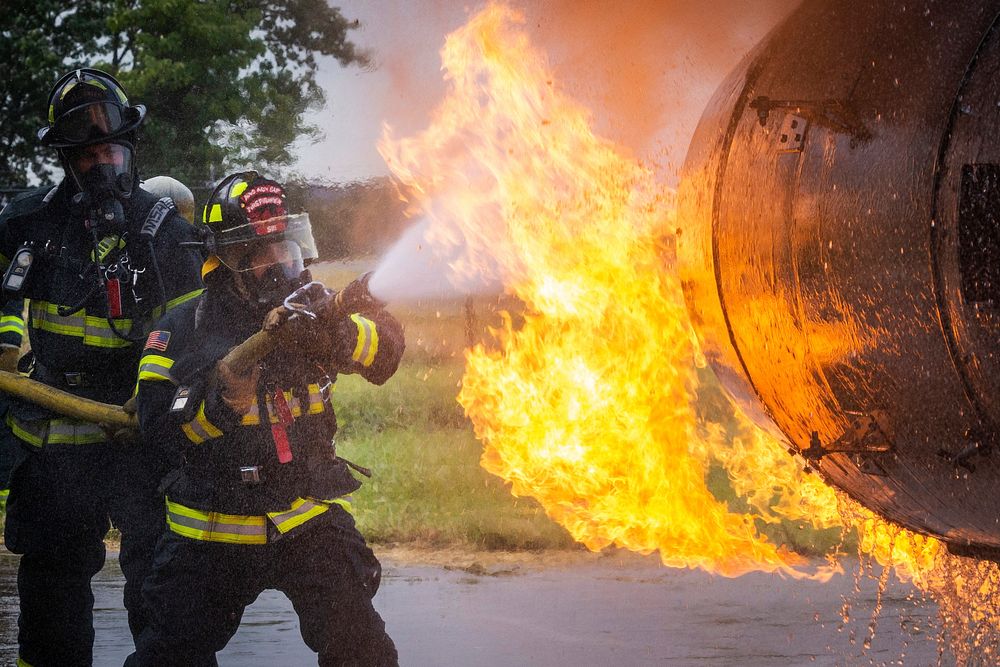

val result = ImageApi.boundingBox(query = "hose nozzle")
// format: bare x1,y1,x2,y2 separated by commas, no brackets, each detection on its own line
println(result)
334,271,384,313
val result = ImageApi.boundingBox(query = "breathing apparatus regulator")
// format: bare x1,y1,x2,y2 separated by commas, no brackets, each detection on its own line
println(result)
3,68,169,342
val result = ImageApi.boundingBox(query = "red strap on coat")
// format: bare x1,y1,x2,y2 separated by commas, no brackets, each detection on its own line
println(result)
270,389,294,464
106,277,122,318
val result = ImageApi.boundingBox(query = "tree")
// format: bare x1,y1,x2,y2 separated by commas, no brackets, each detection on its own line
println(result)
0,0,369,186
0,1,107,184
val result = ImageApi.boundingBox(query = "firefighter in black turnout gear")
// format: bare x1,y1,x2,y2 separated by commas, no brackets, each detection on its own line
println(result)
0,68,204,666
127,172,403,666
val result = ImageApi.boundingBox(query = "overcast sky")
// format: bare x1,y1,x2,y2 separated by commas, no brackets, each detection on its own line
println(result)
291,0,798,184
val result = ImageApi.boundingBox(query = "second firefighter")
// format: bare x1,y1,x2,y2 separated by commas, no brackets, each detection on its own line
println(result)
127,172,403,666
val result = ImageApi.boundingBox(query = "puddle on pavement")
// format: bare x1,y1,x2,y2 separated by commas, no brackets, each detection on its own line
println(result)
0,552,957,665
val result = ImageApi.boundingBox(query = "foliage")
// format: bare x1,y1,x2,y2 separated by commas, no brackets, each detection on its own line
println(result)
0,1,106,183
0,0,369,186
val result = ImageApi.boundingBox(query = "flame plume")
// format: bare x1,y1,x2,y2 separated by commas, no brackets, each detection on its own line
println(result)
375,1,1000,656
380,2,845,578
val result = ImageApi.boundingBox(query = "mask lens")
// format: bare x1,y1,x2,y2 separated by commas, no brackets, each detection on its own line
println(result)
66,142,132,180
238,242,308,310
55,103,125,142
242,240,304,276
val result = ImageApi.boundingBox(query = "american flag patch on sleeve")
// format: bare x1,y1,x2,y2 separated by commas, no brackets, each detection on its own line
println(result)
144,330,171,352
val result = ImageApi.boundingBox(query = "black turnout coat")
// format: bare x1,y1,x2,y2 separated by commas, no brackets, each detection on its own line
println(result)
134,284,404,542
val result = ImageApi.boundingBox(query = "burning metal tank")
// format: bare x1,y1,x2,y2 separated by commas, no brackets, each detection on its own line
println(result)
677,0,1000,558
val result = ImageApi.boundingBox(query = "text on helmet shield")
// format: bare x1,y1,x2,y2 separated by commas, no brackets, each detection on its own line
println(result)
240,184,288,234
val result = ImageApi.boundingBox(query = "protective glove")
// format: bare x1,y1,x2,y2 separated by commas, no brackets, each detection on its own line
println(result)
0,345,20,373
216,360,260,413
105,398,140,444
100,423,139,446
263,305,293,332
335,272,383,314
330,314,362,366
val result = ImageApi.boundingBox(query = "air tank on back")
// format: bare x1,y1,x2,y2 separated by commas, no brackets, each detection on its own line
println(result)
677,0,1000,557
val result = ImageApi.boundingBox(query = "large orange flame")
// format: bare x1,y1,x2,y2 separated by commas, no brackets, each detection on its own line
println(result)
379,2,845,578
377,0,1000,656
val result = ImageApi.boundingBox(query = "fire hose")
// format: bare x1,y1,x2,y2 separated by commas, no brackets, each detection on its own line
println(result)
0,273,381,435
0,369,138,428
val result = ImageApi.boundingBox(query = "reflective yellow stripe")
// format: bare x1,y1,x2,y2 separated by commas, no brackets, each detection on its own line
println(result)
240,400,263,426
181,401,223,444
268,497,330,533
58,81,78,102
6,414,41,447
230,181,249,198
46,420,107,444
350,314,379,367
151,288,204,319
0,314,25,336
29,301,133,349
17,656,34,667
306,384,325,414
239,384,325,425
6,414,107,447
138,354,174,382
165,496,352,544
166,498,267,545
30,289,202,347
91,235,124,262
328,496,352,513
208,204,223,223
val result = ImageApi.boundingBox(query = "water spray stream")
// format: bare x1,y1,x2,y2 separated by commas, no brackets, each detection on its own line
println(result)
367,217,504,304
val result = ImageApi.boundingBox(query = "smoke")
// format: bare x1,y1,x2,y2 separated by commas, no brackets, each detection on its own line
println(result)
524,0,799,181
306,1,797,184
333,0,798,299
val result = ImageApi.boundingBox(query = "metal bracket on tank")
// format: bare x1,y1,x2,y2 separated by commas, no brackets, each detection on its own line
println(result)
799,411,894,472
749,97,872,147
938,427,995,474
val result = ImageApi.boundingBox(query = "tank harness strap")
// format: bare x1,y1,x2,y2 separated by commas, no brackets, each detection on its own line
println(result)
141,197,174,240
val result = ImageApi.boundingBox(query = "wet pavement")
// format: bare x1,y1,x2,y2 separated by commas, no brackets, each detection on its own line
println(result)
0,550,951,665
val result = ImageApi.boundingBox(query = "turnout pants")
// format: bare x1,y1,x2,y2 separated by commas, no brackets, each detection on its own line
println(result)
4,442,168,666
127,506,398,666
